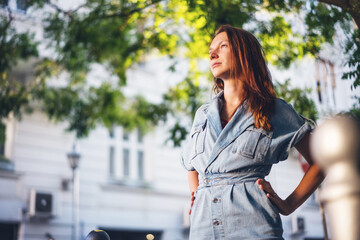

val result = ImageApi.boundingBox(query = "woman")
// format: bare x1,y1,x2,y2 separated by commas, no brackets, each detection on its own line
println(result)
181,25,324,239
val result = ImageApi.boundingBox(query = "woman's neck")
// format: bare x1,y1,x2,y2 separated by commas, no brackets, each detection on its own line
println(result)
219,79,244,125
223,79,243,108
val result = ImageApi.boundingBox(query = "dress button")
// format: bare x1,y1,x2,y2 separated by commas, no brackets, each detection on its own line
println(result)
213,219,222,226
212,198,220,203
204,178,210,184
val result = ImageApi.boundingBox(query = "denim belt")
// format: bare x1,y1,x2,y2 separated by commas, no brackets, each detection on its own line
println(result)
198,172,264,189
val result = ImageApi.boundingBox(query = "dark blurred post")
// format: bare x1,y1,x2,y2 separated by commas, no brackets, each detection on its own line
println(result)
85,230,110,240
311,116,360,240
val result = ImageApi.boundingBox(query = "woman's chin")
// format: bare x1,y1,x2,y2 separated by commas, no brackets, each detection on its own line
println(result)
212,70,230,80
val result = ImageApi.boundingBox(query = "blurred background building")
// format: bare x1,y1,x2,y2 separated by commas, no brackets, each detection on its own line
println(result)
1,0,359,240
0,59,333,240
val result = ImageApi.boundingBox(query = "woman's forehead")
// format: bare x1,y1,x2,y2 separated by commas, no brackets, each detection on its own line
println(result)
210,32,229,49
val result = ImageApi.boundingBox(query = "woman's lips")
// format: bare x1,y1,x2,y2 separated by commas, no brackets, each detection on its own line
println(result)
211,62,221,68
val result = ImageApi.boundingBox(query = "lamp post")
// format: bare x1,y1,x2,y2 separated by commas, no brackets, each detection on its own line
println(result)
67,144,81,240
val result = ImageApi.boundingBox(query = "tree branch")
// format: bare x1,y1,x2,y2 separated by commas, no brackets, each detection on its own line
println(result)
71,3,88,14
94,0,162,19
47,2,69,14
318,0,360,28
47,2,87,19
317,0,347,8
0,8,13,44
3,7,13,30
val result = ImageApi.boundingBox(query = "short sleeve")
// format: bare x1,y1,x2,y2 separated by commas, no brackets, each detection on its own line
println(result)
179,104,208,171
269,99,313,163
180,135,196,171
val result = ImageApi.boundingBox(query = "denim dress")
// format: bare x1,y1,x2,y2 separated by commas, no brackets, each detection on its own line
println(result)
181,91,312,240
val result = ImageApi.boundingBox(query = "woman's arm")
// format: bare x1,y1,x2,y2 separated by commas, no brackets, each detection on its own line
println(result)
188,170,199,214
257,132,325,215
188,170,199,193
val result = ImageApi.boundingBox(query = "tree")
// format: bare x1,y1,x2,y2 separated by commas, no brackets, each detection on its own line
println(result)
274,79,318,121
1,0,173,142
0,0,358,147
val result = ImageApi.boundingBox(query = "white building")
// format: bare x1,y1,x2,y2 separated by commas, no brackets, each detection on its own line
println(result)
1,1,359,239
1,107,191,240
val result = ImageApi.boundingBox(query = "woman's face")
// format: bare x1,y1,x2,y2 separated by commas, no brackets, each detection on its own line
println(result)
209,32,232,80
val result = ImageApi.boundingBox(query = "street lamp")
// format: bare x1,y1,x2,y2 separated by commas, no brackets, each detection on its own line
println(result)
67,144,81,240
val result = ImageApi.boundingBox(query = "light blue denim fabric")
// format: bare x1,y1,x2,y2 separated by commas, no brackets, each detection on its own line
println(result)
181,91,312,240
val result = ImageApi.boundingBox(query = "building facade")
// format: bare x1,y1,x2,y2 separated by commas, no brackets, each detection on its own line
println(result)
0,109,190,240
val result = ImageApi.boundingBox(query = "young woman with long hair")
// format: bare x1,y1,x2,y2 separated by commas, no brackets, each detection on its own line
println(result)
181,25,324,239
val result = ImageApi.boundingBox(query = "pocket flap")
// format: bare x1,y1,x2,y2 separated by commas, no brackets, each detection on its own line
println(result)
190,120,207,136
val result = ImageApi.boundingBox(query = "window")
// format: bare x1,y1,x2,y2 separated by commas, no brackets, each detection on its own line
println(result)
108,127,147,183
0,0,28,11
123,131,129,141
137,129,143,143
109,146,115,177
309,192,318,205
0,144,4,156
137,151,144,180
0,222,19,240
0,0,8,7
0,123,5,156
109,126,115,139
16,0,26,11
122,148,130,178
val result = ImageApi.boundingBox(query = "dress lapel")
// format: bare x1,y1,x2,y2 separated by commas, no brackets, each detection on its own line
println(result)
204,92,224,138
204,96,254,173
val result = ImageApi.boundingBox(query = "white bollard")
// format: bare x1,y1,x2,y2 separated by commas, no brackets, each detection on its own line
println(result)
311,116,360,240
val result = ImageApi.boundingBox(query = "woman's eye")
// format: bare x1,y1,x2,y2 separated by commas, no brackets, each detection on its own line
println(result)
221,44,227,48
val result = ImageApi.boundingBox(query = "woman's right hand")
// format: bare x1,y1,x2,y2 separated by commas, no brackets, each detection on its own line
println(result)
189,191,195,215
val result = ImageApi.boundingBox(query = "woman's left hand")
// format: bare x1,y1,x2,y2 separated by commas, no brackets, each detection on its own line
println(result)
256,179,293,216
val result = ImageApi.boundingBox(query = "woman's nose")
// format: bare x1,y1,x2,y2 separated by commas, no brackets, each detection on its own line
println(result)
209,50,219,60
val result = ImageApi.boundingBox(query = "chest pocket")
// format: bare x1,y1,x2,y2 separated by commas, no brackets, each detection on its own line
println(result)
190,121,207,160
233,125,272,162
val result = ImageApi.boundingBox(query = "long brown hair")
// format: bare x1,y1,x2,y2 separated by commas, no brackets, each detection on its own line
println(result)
212,25,276,131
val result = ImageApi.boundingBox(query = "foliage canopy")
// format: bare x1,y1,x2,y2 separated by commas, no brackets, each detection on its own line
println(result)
0,0,359,146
